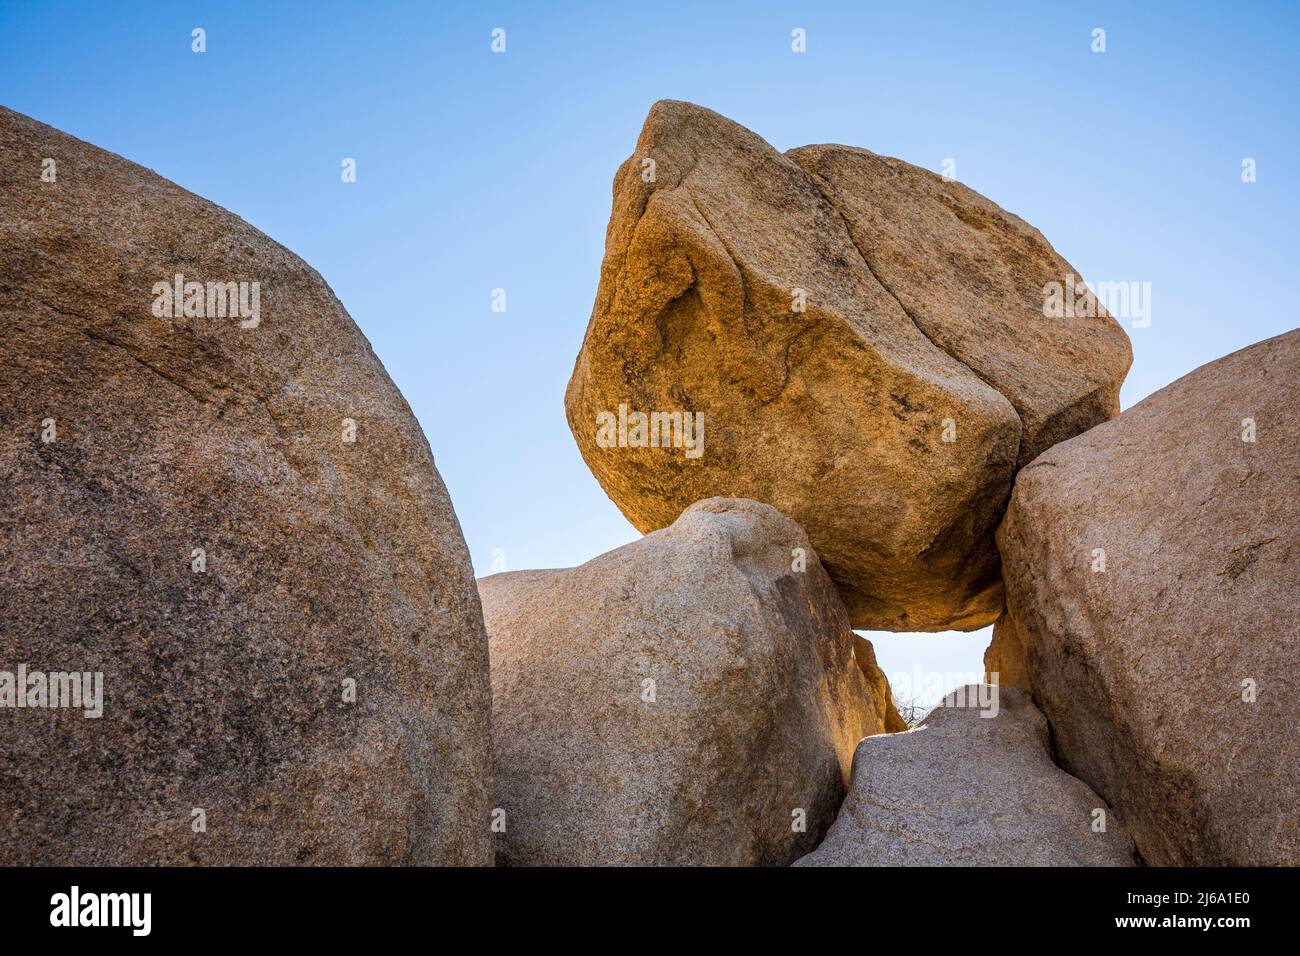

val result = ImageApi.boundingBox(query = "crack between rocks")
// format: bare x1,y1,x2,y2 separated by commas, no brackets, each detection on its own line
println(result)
71,323,212,406
616,148,1027,435
683,188,826,406
43,299,315,486
801,170,1026,466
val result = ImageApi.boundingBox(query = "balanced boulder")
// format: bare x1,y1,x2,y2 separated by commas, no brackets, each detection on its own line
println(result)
997,330,1300,865
796,686,1137,866
0,107,493,865
480,497,900,866
565,100,1130,631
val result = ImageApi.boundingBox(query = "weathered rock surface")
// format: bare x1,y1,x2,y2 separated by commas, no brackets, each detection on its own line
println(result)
565,100,1130,631
795,685,1137,866
480,497,899,866
786,144,1130,468
0,107,494,865
998,330,1300,865
983,613,1032,690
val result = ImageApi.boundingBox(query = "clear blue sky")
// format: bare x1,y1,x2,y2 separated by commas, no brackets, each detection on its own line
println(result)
4,1,1296,704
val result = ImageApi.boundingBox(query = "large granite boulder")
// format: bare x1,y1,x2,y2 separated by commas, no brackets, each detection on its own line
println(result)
0,107,494,865
796,686,1137,866
480,497,900,866
565,100,1130,631
998,330,1300,865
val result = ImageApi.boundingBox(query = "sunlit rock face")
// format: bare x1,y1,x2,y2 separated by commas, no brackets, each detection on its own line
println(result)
480,497,900,866
998,330,1300,865
566,99,1130,632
